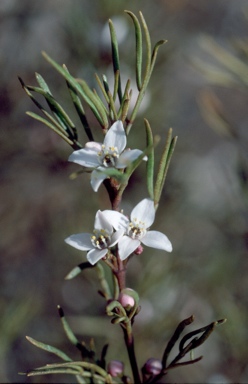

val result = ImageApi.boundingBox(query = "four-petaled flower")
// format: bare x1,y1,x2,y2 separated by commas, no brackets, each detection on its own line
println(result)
65,210,124,265
102,198,172,260
68,120,145,191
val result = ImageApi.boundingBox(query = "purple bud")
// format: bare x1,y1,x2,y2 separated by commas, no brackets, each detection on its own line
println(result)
118,289,135,308
143,358,162,375
134,244,144,255
107,360,124,377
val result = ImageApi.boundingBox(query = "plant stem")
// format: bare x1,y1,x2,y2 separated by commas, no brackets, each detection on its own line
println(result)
122,325,141,384
114,256,126,292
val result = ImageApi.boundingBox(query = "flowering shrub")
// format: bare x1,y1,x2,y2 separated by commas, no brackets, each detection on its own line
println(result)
19,10,225,383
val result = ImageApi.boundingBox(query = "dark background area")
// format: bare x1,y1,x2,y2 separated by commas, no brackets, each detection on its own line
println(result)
1,1,248,382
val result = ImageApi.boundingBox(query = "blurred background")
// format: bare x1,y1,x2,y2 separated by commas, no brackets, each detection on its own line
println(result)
1,0,248,382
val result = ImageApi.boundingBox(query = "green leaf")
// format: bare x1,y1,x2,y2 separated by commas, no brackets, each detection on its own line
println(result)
26,336,72,362
26,112,75,146
35,72,52,94
42,51,108,128
125,11,143,90
65,262,95,280
64,64,94,141
108,19,122,102
139,11,151,83
150,39,167,75
144,119,154,199
26,84,77,140
95,263,112,300
154,128,177,206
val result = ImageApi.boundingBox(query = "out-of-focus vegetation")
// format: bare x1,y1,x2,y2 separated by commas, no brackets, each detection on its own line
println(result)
1,1,247,382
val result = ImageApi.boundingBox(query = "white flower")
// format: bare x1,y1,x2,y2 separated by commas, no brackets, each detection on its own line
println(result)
68,120,146,191
102,198,172,260
65,210,124,265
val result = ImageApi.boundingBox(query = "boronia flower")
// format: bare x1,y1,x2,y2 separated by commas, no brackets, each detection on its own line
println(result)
102,198,172,261
68,120,146,191
65,210,124,265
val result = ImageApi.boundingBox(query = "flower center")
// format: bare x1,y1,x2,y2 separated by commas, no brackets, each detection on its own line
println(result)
91,229,111,249
98,145,119,168
127,218,146,240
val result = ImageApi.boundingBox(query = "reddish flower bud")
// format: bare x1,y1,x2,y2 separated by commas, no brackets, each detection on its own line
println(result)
134,244,144,255
118,289,136,309
143,358,162,375
107,360,124,377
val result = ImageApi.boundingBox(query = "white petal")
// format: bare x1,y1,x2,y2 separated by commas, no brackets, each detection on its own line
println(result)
91,169,108,192
104,121,126,153
118,236,140,260
101,210,129,231
85,141,102,151
87,248,107,265
131,198,155,228
141,230,172,252
117,149,145,168
109,229,124,246
94,210,113,234
65,233,93,251
69,148,100,168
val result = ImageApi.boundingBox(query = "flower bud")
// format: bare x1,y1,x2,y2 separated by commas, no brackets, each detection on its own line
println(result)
107,360,124,377
143,358,162,375
118,289,136,309
134,244,144,255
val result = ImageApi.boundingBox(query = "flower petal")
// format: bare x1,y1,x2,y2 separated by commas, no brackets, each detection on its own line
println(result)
117,149,146,168
141,230,172,252
91,169,108,192
65,233,93,251
87,248,107,265
85,141,102,151
131,198,155,228
118,236,140,260
104,121,126,153
102,210,129,231
94,210,113,234
109,229,124,246
69,148,100,168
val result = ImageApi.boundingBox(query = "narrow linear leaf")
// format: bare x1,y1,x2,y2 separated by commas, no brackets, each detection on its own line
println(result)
162,315,194,368
39,361,109,378
108,19,122,102
139,11,151,83
65,262,95,280
144,118,154,199
167,356,203,370
125,11,143,90
35,72,52,94
26,84,77,139
154,128,175,205
160,135,177,193
150,40,167,76
95,73,109,104
26,112,75,146
27,366,83,377
96,263,112,300
107,90,118,121
63,64,93,141
19,77,69,136
26,336,72,362
75,79,108,128
112,70,120,102
57,306,93,359
117,79,131,121
42,52,107,128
